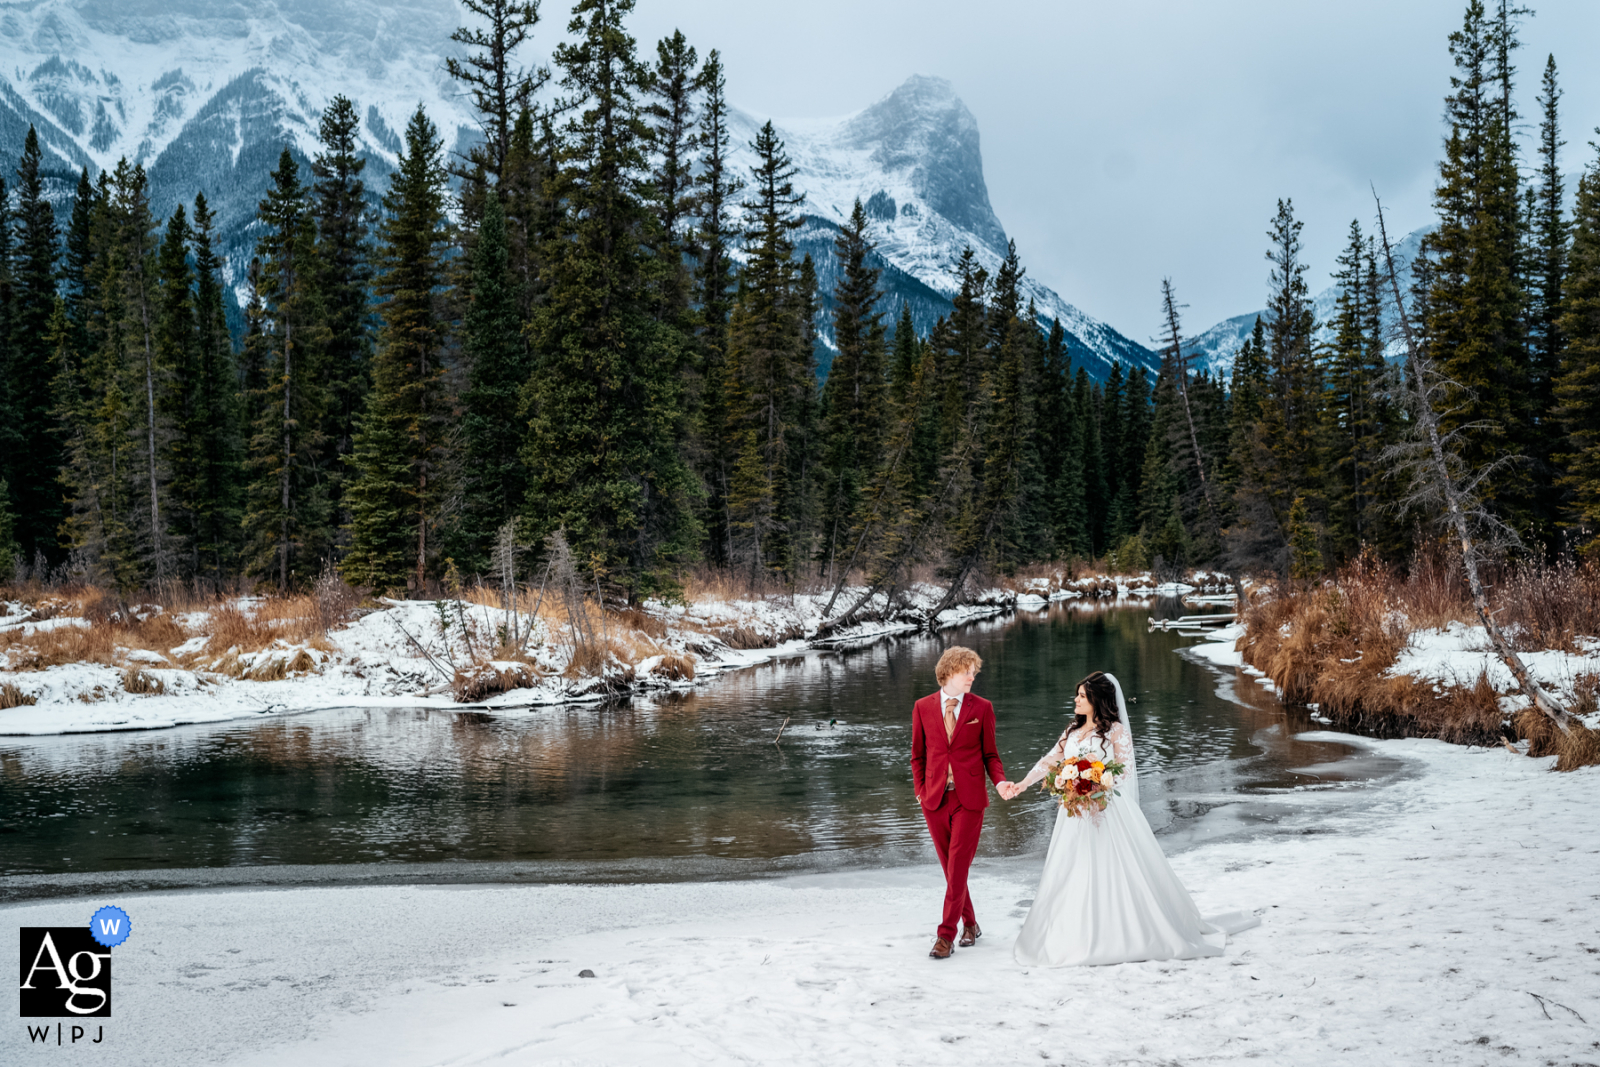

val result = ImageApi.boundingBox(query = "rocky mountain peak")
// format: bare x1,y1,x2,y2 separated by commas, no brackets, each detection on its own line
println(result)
836,75,1006,258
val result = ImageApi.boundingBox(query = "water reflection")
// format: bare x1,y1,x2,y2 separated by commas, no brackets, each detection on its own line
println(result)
0,602,1400,883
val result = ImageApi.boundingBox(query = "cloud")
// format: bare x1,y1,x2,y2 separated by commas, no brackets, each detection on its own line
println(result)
628,0,1600,338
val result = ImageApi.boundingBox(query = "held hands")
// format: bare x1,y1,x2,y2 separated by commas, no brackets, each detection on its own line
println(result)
996,780,1020,800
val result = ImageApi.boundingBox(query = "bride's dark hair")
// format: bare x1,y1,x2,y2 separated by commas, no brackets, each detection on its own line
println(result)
1070,671,1119,741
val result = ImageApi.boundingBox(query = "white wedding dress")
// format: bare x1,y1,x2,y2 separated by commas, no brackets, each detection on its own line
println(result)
1012,674,1257,967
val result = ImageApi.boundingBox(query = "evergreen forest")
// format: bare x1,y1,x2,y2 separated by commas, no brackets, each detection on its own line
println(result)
0,0,1597,605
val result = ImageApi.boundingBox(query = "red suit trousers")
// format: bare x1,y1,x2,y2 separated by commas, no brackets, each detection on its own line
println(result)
922,787,983,941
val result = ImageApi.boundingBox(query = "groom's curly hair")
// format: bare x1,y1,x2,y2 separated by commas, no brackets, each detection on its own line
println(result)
1072,671,1119,741
935,646,983,686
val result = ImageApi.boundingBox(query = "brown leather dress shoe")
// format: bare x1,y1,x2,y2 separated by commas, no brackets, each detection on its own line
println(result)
928,937,954,959
959,923,981,947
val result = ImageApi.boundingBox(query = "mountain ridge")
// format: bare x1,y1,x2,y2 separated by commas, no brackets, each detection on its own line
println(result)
0,0,1159,379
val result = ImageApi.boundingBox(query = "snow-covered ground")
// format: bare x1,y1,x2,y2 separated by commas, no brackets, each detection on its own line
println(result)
0,587,1009,736
0,573,1216,738
4,736,1594,1065
1184,620,1600,729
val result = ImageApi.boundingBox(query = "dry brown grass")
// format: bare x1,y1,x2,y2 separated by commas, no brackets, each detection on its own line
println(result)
680,565,802,602
1569,672,1600,718
1395,544,1474,629
1497,560,1600,653
652,652,696,681
1237,551,1600,765
0,582,345,677
1514,709,1600,771
452,661,541,703
1,590,188,670
205,597,335,655
121,668,165,695
0,682,37,708
610,604,668,639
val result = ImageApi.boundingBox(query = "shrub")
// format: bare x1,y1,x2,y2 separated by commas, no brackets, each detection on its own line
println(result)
0,682,38,708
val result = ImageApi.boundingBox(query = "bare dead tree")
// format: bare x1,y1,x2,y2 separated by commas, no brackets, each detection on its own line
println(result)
544,527,594,664
1373,189,1574,732
492,517,525,646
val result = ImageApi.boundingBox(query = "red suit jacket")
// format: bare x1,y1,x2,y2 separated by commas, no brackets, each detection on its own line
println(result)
910,691,1006,810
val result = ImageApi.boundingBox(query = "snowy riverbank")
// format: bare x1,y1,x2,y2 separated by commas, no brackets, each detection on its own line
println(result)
0,573,1198,737
4,735,1594,1065
1185,621,1600,734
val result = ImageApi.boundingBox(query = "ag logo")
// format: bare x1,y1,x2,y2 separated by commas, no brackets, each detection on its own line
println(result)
19,927,112,1017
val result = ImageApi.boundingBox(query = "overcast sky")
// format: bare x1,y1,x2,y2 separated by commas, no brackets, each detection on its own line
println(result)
623,0,1600,343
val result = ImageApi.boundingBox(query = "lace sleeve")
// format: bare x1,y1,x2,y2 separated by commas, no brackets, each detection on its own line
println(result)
1016,730,1069,792
1108,722,1133,782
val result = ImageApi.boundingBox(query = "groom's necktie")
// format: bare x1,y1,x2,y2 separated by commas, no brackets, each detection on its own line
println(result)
943,696,958,789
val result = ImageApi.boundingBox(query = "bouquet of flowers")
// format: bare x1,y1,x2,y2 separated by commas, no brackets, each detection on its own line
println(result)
1041,746,1125,817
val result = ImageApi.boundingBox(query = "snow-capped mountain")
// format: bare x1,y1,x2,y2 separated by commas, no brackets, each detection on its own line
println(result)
0,0,1158,379
0,0,471,284
731,77,1158,379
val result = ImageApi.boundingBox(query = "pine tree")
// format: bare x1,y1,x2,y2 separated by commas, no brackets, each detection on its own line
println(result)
889,303,920,408
61,168,96,364
1554,160,1600,551
0,478,16,578
792,253,823,566
646,28,699,318
113,163,170,581
245,149,329,589
1285,495,1323,581
1528,54,1568,460
57,162,163,589
1082,375,1111,556
0,170,17,559
1158,278,1222,561
311,95,374,524
446,0,549,208
154,205,199,574
448,189,529,573
345,107,452,593
9,127,64,565
1422,0,1532,525
929,244,1039,597
1139,355,1184,569
1224,316,1267,499
1054,365,1091,558
688,49,743,565
721,120,810,582
1098,360,1125,546
817,200,887,580
1036,319,1072,555
238,258,271,457
188,195,244,579
889,304,941,500
522,0,698,600
1229,200,1321,575
1109,364,1151,544
1323,222,1374,560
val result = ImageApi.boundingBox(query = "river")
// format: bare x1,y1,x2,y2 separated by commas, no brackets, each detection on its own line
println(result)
0,601,1404,900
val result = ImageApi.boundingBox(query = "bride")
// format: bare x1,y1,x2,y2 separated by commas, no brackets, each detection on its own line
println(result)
1005,671,1255,967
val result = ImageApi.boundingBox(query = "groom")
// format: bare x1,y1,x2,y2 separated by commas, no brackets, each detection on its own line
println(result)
910,646,1015,959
